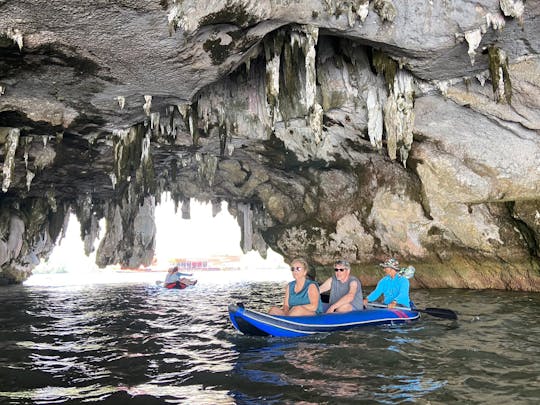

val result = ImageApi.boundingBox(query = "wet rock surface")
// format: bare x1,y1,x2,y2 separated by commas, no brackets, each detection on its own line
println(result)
1,0,539,289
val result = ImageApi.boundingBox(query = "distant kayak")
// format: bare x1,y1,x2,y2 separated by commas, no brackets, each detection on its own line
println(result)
228,302,420,338
156,280,198,289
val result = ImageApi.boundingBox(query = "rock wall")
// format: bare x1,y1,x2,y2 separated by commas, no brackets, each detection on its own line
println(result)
0,0,539,289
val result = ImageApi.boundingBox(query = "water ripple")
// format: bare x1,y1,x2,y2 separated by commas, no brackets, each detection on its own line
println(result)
0,282,538,404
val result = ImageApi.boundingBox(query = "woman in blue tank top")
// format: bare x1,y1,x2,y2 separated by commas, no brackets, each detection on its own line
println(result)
269,258,323,316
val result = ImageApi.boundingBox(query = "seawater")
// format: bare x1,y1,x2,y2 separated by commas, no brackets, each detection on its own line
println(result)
0,271,539,404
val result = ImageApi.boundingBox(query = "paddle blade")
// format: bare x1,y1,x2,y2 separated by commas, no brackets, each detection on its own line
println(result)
422,307,458,320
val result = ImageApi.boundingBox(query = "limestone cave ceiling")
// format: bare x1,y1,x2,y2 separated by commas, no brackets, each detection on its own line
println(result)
1,0,540,289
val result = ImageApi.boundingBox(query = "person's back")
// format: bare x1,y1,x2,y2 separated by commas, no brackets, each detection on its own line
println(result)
164,271,178,284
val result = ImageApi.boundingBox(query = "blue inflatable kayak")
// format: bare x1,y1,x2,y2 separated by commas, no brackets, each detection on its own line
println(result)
228,303,420,337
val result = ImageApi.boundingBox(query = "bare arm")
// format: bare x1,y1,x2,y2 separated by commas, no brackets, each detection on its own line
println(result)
318,277,332,294
282,285,290,312
304,283,321,312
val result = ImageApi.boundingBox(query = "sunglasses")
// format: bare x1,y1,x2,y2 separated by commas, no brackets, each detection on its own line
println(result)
290,266,303,272
334,268,348,272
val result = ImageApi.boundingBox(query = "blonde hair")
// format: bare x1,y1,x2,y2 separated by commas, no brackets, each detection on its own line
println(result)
290,257,309,272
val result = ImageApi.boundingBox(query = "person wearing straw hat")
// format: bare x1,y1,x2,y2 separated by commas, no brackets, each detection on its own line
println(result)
363,258,410,308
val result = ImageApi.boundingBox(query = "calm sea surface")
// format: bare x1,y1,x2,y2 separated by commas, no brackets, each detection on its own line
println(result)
0,270,539,404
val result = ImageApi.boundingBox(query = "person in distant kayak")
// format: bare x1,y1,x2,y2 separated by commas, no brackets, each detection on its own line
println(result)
363,258,410,308
269,258,323,316
319,259,363,313
164,266,197,289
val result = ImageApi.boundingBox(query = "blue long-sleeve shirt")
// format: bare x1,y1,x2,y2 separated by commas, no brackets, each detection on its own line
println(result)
366,275,410,307
164,272,192,284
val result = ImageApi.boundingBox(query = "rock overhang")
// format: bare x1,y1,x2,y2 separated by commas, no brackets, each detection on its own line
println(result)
0,0,539,289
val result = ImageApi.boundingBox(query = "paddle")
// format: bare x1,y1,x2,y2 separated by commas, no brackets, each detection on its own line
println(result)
367,302,458,320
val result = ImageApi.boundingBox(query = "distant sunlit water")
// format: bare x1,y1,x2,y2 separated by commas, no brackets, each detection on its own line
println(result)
1,272,539,404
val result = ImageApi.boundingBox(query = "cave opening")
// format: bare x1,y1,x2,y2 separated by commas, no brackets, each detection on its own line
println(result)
26,197,288,286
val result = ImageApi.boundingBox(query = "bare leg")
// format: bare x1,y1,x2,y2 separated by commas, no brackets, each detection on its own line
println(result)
268,306,287,315
333,304,354,313
288,306,316,316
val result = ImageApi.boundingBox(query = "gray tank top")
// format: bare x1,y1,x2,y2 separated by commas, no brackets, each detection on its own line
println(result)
329,275,364,310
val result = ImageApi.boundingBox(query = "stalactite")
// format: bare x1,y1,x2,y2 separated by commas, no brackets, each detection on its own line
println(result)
181,198,190,219
45,189,57,213
83,215,101,256
486,12,505,30
117,96,125,109
109,173,117,190
347,5,356,28
367,87,384,150
373,0,397,22
464,29,482,66
150,112,160,130
383,70,415,166
196,152,218,186
5,28,23,50
488,46,512,104
499,0,525,20
476,71,489,87
136,129,156,198
239,202,253,253
23,150,30,171
211,199,222,217
2,128,20,192
303,25,319,111
75,194,95,255
143,95,152,116
141,130,151,164
324,0,369,24
264,34,283,126
95,202,124,268
310,103,324,145
291,25,324,145
167,3,181,33
113,126,143,184
33,143,56,171
25,171,34,191
372,50,398,93
355,0,370,22
323,0,337,16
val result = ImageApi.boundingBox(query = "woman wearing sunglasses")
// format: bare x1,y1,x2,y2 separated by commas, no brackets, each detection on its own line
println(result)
268,258,323,316
318,259,364,313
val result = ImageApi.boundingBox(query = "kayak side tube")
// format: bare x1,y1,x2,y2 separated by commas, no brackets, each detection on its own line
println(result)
228,303,420,338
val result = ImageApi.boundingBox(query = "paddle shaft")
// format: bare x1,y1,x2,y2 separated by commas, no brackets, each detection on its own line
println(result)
367,302,458,320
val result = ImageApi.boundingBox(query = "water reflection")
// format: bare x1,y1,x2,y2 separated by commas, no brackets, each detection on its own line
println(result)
0,279,538,404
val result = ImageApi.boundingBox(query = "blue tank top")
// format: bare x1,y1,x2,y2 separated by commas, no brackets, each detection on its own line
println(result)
287,280,323,314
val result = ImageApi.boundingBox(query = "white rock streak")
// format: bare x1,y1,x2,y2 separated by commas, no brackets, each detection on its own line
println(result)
464,28,482,66
2,128,20,192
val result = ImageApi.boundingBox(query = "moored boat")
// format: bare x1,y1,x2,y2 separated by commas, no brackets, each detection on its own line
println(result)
228,303,420,338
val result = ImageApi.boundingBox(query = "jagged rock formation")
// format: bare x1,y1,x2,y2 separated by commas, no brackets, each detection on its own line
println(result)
1,0,539,290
